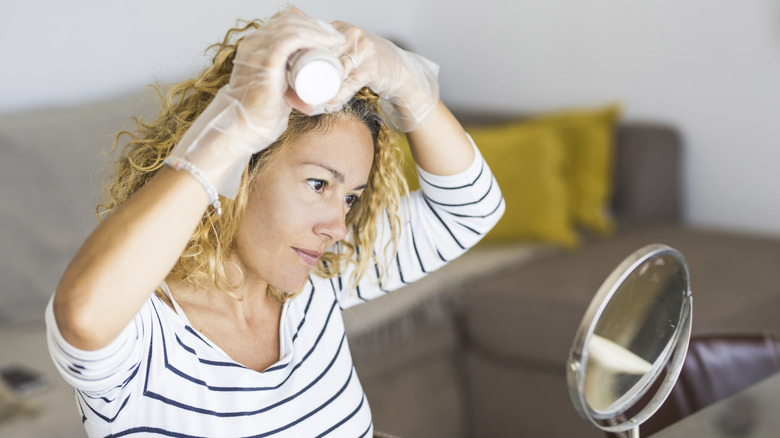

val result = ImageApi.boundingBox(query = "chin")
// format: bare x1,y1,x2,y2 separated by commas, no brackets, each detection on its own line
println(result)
272,271,313,296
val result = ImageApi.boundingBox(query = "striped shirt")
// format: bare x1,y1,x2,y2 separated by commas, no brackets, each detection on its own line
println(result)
46,142,504,437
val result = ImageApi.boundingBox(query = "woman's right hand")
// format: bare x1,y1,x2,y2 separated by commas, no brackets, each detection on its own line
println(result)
228,9,344,136
168,9,344,198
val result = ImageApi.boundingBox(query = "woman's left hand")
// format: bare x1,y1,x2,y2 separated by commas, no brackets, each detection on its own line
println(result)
326,21,440,132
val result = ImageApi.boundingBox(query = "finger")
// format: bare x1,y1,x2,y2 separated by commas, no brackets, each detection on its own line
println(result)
330,20,352,32
285,88,326,115
239,24,342,72
333,27,367,78
338,52,358,78
325,67,372,111
270,5,306,19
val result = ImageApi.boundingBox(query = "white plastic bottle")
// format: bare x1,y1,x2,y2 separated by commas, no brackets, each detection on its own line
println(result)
287,48,344,106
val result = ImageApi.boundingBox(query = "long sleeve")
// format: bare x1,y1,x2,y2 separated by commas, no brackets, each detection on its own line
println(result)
338,136,505,308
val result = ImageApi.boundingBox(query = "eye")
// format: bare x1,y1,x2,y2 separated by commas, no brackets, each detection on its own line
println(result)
307,179,327,193
345,194,360,208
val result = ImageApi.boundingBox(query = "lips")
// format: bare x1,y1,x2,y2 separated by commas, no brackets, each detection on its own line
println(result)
293,248,323,266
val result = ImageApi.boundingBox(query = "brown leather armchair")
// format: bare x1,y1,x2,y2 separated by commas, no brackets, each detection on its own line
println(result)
607,331,780,437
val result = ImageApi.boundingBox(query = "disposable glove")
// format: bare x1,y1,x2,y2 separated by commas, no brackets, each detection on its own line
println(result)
167,10,344,200
326,22,440,132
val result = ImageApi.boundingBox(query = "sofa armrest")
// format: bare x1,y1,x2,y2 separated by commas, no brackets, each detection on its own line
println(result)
612,122,682,225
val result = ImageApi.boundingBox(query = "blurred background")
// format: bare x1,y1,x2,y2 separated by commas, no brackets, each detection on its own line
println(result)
1,0,779,324
1,2,778,435
3,0,779,235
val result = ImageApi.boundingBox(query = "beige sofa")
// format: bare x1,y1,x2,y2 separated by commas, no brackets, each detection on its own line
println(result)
347,113,780,437
3,95,780,438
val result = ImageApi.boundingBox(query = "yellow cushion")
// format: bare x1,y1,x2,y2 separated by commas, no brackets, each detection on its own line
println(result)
527,104,621,236
398,122,580,248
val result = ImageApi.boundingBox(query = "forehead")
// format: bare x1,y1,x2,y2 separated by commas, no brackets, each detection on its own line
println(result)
282,118,375,179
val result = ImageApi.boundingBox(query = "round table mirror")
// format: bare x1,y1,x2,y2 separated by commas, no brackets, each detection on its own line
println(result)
567,244,693,437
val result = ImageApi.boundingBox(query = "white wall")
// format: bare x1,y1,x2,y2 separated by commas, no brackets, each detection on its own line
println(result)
0,0,416,110
2,0,779,236
408,0,780,237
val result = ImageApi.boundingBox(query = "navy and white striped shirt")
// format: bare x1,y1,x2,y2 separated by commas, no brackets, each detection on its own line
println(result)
46,142,504,437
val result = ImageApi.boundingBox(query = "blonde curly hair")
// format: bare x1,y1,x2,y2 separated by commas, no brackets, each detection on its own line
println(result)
98,19,408,303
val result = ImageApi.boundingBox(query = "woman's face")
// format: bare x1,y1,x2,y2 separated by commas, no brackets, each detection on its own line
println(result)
235,117,375,293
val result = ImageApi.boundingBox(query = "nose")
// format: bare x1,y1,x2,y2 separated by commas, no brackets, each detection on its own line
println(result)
314,199,348,242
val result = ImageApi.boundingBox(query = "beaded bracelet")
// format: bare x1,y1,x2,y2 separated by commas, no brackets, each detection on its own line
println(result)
164,157,223,217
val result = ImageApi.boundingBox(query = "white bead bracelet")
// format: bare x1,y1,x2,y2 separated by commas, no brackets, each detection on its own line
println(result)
164,157,222,217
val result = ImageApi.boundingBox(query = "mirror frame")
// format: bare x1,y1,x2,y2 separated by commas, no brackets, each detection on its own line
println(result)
567,244,693,434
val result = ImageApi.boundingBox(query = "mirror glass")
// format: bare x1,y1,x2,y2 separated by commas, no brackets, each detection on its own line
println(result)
584,251,686,414
568,244,692,434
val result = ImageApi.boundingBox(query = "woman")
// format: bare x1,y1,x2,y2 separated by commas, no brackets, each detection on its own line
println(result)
46,9,504,437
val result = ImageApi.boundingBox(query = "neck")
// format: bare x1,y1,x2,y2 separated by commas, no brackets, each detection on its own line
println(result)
166,272,275,325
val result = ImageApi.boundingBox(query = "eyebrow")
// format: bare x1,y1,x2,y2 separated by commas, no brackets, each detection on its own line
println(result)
303,161,368,190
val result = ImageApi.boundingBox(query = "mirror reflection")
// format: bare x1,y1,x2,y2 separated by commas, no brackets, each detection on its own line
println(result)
582,251,688,415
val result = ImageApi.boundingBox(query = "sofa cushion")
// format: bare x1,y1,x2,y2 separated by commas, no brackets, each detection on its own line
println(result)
353,320,469,438
399,123,579,247
525,103,622,236
465,349,603,438
459,224,780,365
401,103,621,247
448,110,683,227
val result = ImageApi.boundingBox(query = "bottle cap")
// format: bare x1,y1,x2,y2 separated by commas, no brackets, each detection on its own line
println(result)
288,49,344,106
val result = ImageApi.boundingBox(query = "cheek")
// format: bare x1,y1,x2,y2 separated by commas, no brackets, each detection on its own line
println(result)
249,184,313,241
268,193,310,230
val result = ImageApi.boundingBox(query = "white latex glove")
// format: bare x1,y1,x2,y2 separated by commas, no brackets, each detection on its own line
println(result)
326,21,440,132
167,9,344,199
